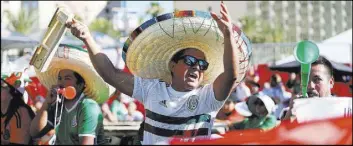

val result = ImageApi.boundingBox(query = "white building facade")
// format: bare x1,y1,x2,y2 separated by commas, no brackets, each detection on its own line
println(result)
247,1,352,42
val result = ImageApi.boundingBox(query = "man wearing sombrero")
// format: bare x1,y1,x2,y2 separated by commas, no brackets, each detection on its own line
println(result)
29,44,114,145
67,1,251,144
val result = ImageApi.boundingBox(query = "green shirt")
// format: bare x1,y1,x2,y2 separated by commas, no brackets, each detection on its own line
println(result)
231,115,277,131
55,94,105,145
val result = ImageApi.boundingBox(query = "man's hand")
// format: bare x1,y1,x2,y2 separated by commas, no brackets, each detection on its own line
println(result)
210,1,233,37
210,1,241,101
65,19,92,42
283,93,306,120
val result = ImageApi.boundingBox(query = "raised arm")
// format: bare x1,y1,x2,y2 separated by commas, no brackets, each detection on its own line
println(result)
30,87,57,138
65,19,134,96
210,1,241,101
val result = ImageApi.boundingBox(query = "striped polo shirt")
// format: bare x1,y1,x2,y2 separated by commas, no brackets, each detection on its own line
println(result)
133,76,225,145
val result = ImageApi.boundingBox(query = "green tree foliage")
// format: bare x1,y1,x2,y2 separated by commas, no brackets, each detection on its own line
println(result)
145,2,164,18
239,16,284,43
74,14,83,22
89,18,121,38
5,9,38,35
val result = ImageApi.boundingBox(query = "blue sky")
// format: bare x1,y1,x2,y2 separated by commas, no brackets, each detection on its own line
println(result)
126,1,174,19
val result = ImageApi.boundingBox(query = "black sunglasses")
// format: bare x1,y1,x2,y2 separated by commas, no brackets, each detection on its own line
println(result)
177,55,209,71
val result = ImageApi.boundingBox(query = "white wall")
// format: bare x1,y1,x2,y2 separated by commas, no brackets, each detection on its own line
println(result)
174,1,247,23
38,1,57,30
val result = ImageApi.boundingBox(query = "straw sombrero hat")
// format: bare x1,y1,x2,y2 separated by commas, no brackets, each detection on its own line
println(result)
123,10,252,85
34,44,115,104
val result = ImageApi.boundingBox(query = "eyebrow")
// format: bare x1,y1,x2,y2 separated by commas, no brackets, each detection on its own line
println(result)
64,75,73,78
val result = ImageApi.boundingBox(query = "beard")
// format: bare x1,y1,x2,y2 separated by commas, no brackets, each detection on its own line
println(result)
307,90,319,97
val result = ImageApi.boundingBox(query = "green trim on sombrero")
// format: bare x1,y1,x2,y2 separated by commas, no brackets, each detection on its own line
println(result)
122,10,252,85
59,44,87,52
1,75,8,79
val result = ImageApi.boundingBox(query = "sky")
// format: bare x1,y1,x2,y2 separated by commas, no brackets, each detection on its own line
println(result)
126,1,174,19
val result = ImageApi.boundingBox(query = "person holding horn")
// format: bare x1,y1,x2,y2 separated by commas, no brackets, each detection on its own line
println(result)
66,1,252,144
282,56,335,121
29,44,115,145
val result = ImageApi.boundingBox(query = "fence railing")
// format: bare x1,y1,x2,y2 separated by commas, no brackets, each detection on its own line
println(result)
250,42,297,65
250,42,352,65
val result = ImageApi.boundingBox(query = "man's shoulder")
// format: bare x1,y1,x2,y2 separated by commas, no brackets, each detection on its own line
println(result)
81,97,98,104
80,98,100,110
195,84,213,93
136,76,166,88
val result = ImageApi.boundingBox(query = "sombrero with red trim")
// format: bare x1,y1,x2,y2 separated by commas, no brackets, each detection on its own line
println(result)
123,10,252,85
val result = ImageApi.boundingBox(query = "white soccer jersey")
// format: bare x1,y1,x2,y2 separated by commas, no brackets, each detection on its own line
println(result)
132,76,226,145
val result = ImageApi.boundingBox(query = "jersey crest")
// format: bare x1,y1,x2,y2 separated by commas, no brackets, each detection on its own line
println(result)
186,95,199,111
71,115,77,127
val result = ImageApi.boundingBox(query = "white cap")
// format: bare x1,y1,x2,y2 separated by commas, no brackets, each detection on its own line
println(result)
235,101,253,117
234,95,276,117
258,95,276,116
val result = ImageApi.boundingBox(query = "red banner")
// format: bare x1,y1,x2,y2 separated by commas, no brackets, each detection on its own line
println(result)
170,117,352,145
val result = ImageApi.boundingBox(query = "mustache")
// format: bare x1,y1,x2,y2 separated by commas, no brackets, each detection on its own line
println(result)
307,90,319,97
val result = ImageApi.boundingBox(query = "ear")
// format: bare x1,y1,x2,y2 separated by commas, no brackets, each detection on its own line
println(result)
77,83,85,91
329,76,334,89
169,61,176,72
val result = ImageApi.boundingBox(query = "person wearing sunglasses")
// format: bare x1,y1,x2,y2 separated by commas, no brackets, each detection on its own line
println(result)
1,78,36,145
229,94,277,131
66,1,252,144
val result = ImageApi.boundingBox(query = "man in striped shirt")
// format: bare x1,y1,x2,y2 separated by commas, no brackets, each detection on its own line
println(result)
67,1,251,144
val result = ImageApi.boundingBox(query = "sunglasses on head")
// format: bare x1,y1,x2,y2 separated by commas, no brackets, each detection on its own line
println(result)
176,55,209,71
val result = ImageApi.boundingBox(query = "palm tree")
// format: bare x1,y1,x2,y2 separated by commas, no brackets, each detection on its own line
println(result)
239,15,284,43
5,9,38,35
271,22,284,43
89,18,121,38
239,16,257,40
145,2,164,18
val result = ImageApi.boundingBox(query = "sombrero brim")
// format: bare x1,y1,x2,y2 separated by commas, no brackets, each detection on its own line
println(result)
123,10,252,85
35,44,115,104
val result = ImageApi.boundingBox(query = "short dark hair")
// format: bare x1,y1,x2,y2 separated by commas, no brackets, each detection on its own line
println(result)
171,49,187,63
311,56,333,77
73,71,85,85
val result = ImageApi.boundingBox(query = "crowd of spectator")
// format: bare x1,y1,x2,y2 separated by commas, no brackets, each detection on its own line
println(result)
3,61,351,136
